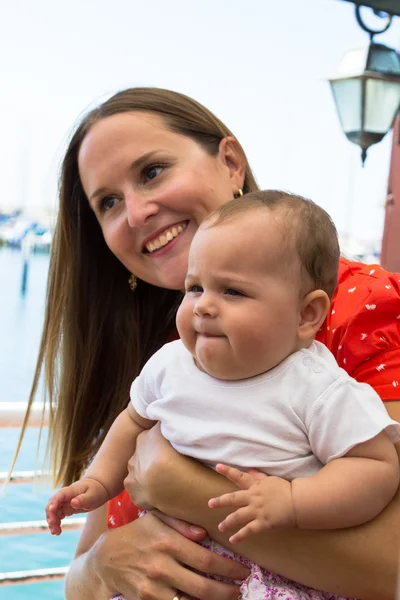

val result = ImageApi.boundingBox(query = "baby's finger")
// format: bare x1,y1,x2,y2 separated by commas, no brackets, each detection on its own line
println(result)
215,464,254,489
46,511,62,536
70,494,88,510
46,500,68,533
62,504,76,517
208,489,248,509
229,520,263,544
71,490,101,512
46,494,62,514
50,522,62,536
247,468,268,480
45,501,60,521
218,506,254,533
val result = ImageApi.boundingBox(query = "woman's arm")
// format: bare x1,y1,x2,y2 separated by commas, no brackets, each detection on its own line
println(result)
64,502,249,600
128,416,400,600
64,506,110,599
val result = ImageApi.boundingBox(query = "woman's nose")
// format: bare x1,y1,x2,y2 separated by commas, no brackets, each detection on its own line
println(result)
125,192,160,229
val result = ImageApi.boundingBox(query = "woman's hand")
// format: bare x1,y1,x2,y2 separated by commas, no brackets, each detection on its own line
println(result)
124,422,181,509
86,510,248,600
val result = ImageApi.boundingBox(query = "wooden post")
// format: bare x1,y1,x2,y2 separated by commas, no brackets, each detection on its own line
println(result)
381,114,400,272
20,230,34,296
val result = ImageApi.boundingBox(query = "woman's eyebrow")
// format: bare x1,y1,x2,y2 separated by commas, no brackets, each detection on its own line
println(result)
89,150,166,202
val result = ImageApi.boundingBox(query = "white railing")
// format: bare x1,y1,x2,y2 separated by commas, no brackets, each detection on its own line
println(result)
0,402,82,587
0,470,49,485
0,516,85,536
0,401,49,427
0,566,69,586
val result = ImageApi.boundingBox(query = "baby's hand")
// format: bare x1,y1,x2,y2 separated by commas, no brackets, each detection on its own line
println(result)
45,478,109,536
208,464,296,544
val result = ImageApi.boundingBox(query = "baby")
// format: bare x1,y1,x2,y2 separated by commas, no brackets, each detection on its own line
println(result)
46,190,400,600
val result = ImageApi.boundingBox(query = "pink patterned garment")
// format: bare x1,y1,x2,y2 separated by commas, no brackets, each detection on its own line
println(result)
111,535,352,600
198,537,351,600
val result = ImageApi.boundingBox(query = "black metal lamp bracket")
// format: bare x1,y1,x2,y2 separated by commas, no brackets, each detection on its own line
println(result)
355,4,393,39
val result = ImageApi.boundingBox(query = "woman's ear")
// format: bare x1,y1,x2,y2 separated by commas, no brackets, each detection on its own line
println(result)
218,136,246,193
297,290,330,343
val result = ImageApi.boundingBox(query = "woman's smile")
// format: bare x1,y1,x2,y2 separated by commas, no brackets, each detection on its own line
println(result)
142,220,189,255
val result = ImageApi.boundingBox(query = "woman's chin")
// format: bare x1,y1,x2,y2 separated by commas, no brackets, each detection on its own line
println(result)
149,274,186,291
145,250,191,291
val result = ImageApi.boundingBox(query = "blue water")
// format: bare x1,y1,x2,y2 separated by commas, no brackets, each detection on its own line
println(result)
0,247,79,599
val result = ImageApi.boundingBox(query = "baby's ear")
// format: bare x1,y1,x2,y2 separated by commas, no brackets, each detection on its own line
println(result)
297,290,330,343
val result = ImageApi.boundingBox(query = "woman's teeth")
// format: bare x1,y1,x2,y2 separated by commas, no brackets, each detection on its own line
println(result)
145,223,186,253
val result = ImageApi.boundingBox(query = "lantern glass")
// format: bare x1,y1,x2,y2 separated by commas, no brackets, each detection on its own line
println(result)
367,46,400,74
330,78,362,132
365,79,400,132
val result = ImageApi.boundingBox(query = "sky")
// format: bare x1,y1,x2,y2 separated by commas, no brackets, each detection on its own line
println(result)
0,0,399,243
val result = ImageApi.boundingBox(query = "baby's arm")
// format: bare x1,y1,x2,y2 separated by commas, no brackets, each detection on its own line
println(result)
82,404,154,500
46,404,154,534
210,431,399,542
291,430,399,529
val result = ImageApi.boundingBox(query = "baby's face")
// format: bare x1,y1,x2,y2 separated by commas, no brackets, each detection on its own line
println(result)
176,210,305,380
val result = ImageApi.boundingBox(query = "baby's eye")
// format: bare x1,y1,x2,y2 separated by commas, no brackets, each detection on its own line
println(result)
225,288,243,296
101,196,120,212
143,165,164,182
186,284,203,294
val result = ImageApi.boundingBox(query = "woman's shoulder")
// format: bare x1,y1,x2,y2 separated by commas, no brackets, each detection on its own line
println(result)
337,255,399,285
331,256,400,323
316,257,400,401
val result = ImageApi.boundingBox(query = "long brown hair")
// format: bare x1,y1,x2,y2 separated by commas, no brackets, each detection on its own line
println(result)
12,88,259,486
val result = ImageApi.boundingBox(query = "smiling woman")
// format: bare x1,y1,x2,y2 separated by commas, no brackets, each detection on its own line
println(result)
12,87,400,600
78,110,246,291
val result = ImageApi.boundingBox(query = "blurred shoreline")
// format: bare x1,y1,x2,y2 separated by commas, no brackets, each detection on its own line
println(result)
0,209,54,253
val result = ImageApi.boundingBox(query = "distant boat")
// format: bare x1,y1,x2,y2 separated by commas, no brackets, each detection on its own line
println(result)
0,217,52,252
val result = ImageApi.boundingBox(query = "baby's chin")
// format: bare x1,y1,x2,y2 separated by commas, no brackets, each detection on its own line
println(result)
196,357,261,381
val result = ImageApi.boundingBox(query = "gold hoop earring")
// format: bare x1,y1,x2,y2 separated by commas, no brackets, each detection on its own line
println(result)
128,274,137,291
234,188,243,198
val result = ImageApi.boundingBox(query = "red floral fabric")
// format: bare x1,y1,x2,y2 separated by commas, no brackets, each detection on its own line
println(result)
108,257,400,529
315,257,400,402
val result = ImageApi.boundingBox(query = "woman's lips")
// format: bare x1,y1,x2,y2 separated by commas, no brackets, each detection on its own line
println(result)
142,221,189,256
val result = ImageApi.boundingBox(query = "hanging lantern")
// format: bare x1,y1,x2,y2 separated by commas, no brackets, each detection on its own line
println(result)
329,41,400,164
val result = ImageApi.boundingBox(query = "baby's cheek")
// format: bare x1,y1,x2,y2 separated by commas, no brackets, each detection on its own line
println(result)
238,325,267,349
176,302,194,346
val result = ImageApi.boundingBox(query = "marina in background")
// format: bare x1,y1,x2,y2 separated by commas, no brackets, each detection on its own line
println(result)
0,246,76,600
0,211,53,254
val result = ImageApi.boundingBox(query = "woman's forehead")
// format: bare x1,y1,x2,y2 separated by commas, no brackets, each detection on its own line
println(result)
79,111,173,156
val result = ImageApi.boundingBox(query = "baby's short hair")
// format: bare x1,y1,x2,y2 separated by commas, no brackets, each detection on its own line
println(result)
204,190,340,299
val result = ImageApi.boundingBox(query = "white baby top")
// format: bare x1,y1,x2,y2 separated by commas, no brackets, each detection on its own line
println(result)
130,340,400,480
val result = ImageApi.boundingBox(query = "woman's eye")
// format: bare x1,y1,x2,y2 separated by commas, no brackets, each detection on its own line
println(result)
225,288,243,296
143,165,164,182
101,196,119,211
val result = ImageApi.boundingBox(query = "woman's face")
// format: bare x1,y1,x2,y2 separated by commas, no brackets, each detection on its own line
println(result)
78,111,244,290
